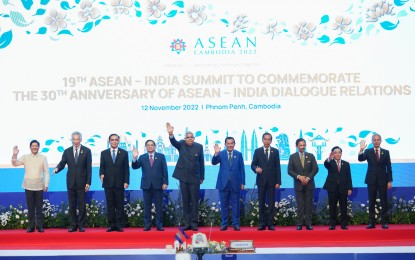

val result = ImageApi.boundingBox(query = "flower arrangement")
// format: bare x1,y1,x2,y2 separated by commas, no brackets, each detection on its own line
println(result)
184,240,227,254
2,194,415,229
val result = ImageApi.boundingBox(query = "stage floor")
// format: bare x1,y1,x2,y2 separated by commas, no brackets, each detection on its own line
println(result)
1,225,415,250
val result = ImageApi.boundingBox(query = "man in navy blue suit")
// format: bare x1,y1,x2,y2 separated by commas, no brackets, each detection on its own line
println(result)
166,122,204,231
100,134,130,232
251,133,281,231
358,133,393,229
132,139,168,231
212,137,245,231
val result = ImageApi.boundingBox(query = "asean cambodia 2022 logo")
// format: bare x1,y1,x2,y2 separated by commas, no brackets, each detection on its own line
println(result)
170,39,186,54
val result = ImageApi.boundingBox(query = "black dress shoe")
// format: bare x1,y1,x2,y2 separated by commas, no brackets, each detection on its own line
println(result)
306,225,313,230
106,227,115,232
183,226,191,231
220,226,227,231
341,226,348,230
79,227,85,232
192,227,198,231
296,225,302,230
329,225,335,230
382,224,389,229
233,226,240,231
27,227,35,233
68,228,77,232
268,225,275,231
144,227,151,231
157,227,164,231
115,227,123,232
366,224,376,229
37,227,44,232
258,226,266,231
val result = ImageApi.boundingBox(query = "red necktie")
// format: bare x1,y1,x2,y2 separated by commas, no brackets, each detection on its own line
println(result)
337,160,341,172
150,154,154,167
375,149,379,161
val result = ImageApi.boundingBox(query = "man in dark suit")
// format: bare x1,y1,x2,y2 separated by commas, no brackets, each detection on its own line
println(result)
323,146,353,230
100,134,130,232
54,131,92,232
212,137,245,231
166,122,204,231
288,138,318,230
132,139,168,231
251,133,281,231
358,133,393,229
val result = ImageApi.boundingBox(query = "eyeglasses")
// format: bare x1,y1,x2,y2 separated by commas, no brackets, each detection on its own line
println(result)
110,139,119,141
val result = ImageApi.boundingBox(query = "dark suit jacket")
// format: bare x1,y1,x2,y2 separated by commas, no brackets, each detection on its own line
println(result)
288,152,319,191
131,152,168,190
170,136,205,184
358,148,392,185
212,149,245,192
323,159,353,194
100,148,130,188
55,145,92,189
250,147,281,187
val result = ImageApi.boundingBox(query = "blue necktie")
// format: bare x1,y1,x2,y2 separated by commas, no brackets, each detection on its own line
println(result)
112,149,116,163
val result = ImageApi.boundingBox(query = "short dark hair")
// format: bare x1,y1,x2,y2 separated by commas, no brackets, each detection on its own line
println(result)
145,139,156,146
30,140,40,147
262,133,272,141
224,137,235,144
108,134,120,141
295,138,306,146
331,146,342,152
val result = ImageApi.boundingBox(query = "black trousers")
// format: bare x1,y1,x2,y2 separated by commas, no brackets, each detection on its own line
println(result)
258,185,275,227
180,181,200,228
327,189,348,226
25,189,43,228
67,186,86,228
367,184,388,224
105,187,125,228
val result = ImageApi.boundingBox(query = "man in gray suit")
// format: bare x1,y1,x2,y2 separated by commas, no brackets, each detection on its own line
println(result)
288,138,318,230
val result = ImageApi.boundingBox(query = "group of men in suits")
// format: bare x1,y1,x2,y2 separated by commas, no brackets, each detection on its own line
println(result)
22,129,392,233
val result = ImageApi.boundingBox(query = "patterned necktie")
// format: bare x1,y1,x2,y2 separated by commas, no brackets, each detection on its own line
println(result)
150,154,154,167
112,149,116,163
375,149,380,161
300,153,305,168
337,160,341,172
228,152,232,166
75,149,79,164
265,149,269,162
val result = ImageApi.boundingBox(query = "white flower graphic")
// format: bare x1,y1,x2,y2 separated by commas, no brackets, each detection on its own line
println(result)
332,16,353,34
231,14,248,33
111,0,133,15
78,0,100,21
187,4,207,25
292,21,316,41
44,9,67,32
147,0,166,18
366,0,395,22
265,21,282,39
